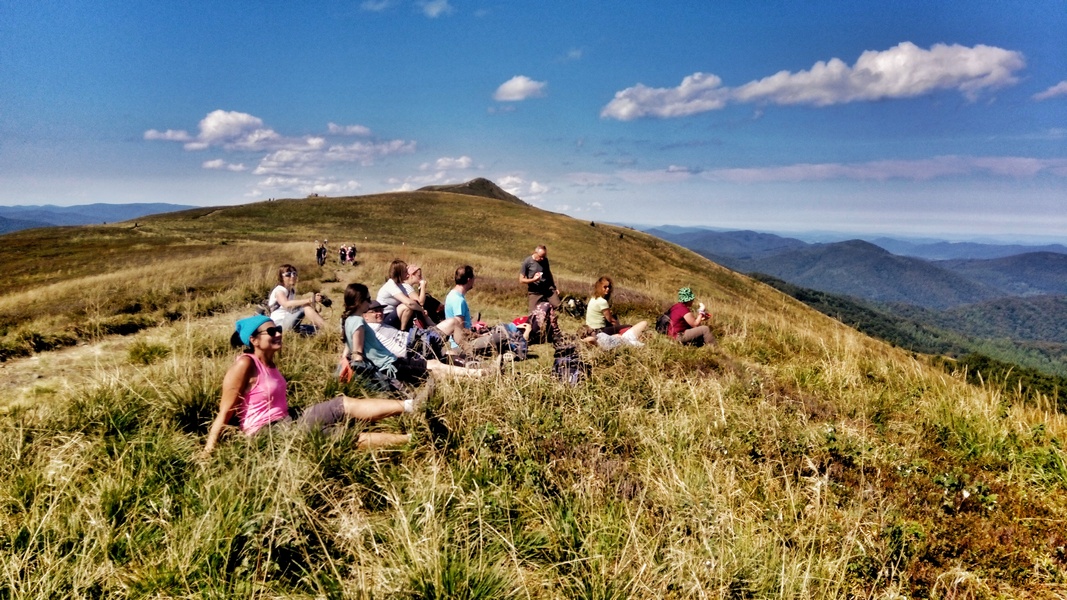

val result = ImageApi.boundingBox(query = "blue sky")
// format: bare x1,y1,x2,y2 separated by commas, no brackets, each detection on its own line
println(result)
2,1,1065,241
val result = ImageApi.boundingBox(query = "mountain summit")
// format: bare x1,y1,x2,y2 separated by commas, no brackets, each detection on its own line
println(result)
417,178,528,206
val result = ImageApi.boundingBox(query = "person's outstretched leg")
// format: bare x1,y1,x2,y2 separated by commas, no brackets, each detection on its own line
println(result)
342,396,405,420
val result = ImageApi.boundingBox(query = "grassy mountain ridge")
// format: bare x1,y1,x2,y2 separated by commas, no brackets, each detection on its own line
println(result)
2,191,1066,597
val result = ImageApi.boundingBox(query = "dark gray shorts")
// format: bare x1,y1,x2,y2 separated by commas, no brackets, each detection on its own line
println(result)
298,396,346,430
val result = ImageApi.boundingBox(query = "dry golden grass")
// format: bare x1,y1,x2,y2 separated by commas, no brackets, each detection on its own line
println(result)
1,191,1065,597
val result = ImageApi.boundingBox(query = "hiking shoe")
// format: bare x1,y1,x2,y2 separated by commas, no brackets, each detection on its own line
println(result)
409,375,437,413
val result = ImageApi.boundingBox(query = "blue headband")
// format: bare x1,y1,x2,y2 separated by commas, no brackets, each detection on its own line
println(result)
235,315,274,345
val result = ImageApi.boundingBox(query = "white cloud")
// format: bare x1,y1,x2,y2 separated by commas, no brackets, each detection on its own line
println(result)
192,110,280,150
420,155,473,171
564,48,583,62
327,122,372,136
1034,81,1067,101
144,129,191,142
602,42,1026,120
203,159,246,172
360,0,393,11
420,0,453,18
250,176,362,198
702,156,1067,183
601,72,728,120
146,110,282,151
616,168,694,184
498,175,549,202
254,139,416,176
735,42,1024,105
494,75,548,101
148,110,417,196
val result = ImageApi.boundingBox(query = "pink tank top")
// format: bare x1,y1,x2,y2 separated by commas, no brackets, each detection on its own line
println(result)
236,353,289,435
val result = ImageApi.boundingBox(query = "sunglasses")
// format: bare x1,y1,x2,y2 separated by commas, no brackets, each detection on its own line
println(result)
283,272,298,277
256,326,283,338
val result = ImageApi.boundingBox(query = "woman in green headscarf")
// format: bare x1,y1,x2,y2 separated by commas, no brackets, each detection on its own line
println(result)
666,287,716,347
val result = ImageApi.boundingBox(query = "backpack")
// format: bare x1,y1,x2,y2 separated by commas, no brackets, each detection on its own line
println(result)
529,301,563,345
655,311,671,335
559,295,587,319
552,342,588,385
506,327,529,360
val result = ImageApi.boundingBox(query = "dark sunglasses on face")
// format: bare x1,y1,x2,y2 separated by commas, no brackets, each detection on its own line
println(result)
283,272,298,277
256,326,283,338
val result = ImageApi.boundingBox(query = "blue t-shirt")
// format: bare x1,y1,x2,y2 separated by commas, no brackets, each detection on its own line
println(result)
444,289,470,347
344,315,396,372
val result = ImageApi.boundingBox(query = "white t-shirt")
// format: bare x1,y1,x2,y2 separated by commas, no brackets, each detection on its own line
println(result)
375,279,407,315
268,285,296,324
367,322,410,358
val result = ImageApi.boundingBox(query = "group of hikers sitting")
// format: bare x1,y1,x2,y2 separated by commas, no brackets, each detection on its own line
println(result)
203,245,716,454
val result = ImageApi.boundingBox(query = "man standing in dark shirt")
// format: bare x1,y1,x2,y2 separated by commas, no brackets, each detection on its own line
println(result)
519,244,561,313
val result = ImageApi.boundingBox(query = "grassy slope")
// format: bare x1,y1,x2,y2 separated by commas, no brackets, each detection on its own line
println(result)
1,193,1066,598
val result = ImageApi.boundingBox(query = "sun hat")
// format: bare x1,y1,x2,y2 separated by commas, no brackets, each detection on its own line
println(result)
677,287,695,302
367,300,386,311
407,264,421,275
235,315,274,346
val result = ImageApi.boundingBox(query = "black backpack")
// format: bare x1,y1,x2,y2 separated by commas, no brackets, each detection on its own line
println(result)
655,311,671,335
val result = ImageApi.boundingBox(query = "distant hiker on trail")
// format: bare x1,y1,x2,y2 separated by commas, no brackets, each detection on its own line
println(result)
341,284,486,385
667,287,716,347
519,245,561,313
339,245,348,265
347,245,357,265
202,315,411,455
268,264,328,333
376,259,427,331
315,240,327,266
585,275,648,337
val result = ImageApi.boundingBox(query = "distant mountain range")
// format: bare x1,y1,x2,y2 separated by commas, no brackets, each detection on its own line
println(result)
872,238,1067,260
650,227,1067,377
0,203,196,234
648,228,1066,309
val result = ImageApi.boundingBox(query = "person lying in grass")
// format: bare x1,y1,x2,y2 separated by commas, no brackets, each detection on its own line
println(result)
577,322,647,350
202,315,412,455
342,283,489,383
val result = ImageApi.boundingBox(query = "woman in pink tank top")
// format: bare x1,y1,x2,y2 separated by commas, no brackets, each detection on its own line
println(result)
203,315,417,455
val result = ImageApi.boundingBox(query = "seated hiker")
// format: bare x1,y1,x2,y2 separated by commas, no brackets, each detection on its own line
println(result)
667,287,716,347
343,283,487,383
444,264,509,357
376,259,427,331
362,299,482,374
585,275,648,336
402,264,445,326
203,315,412,455
577,322,648,350
268,264,327,333
519,245,562,313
